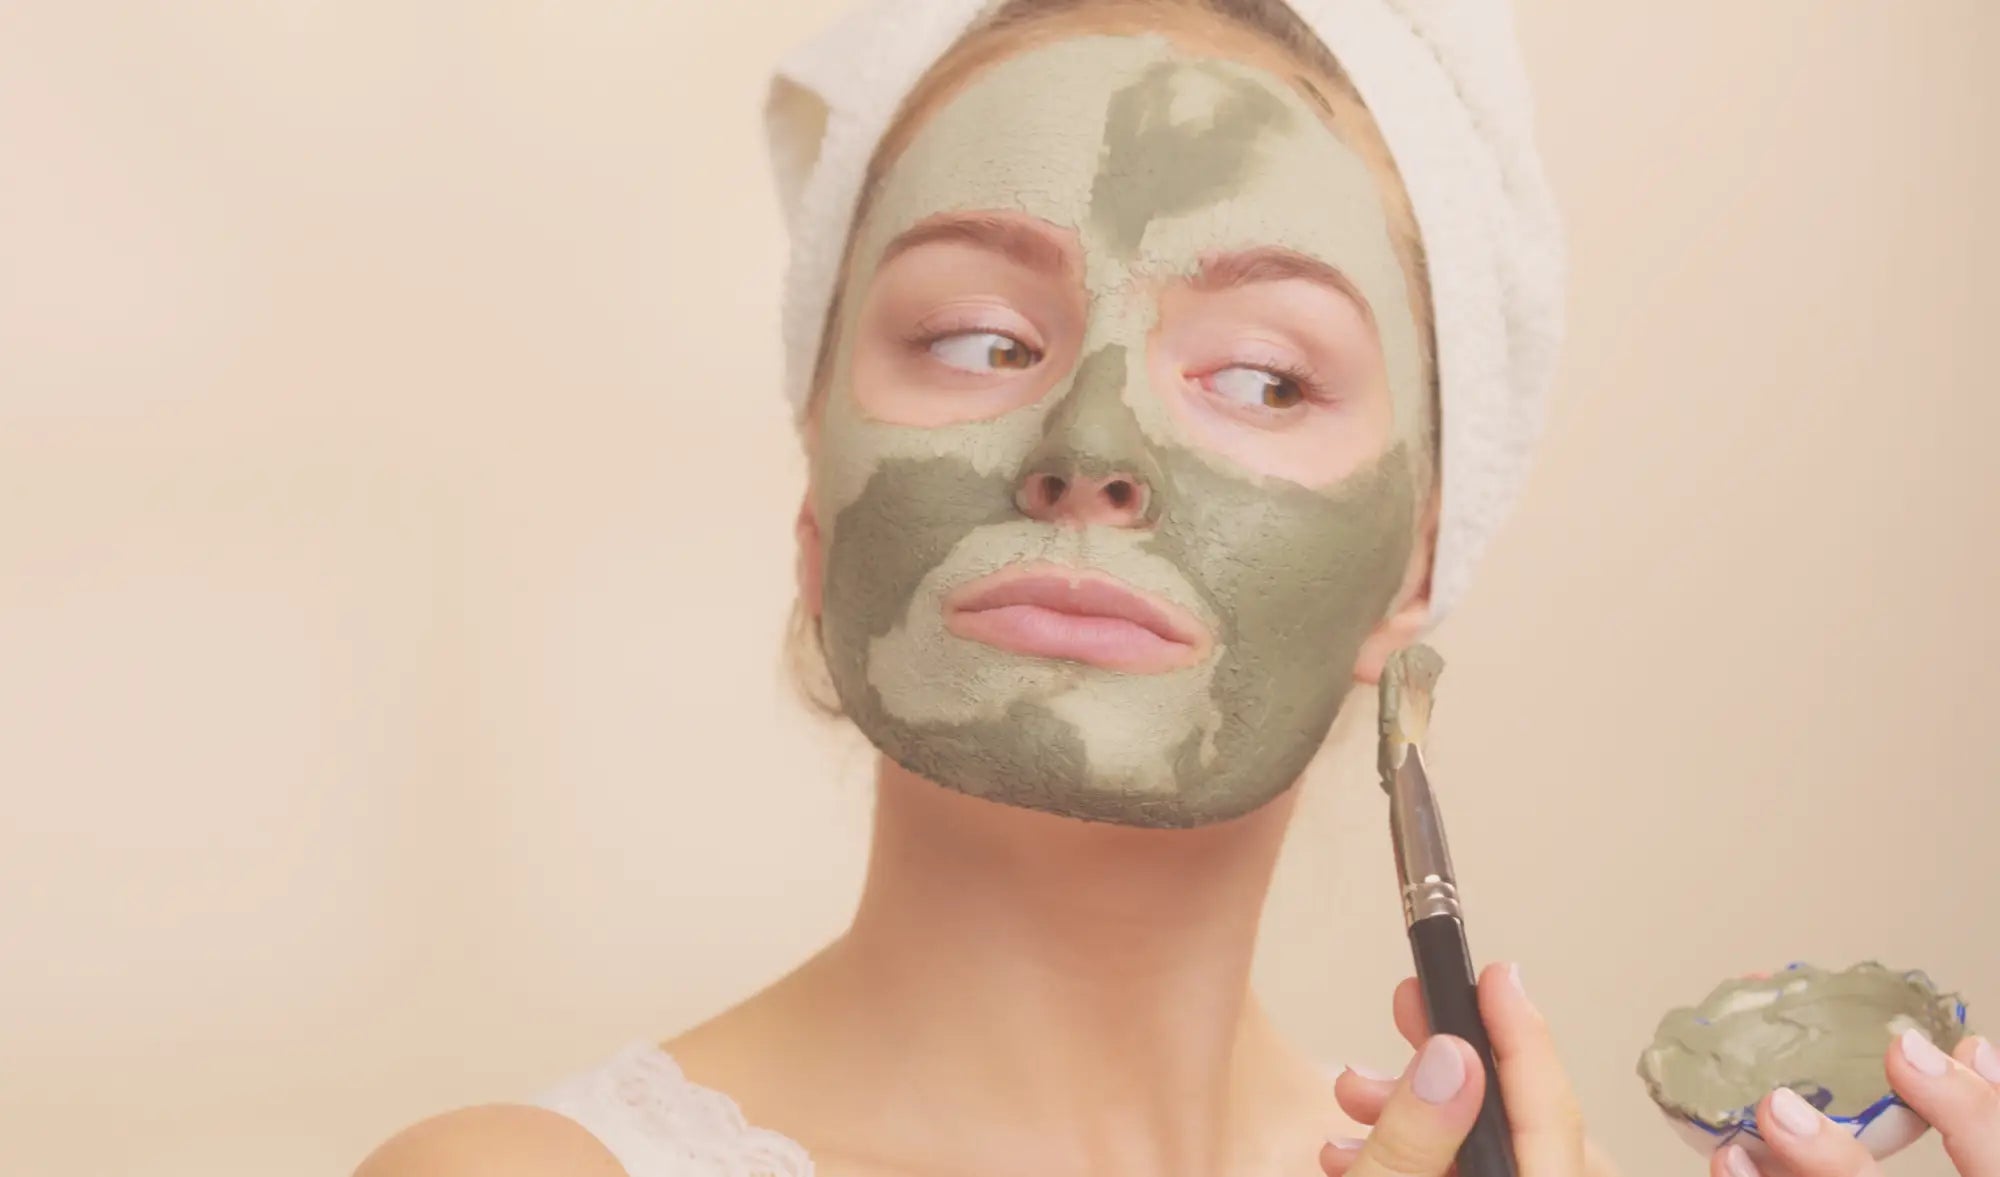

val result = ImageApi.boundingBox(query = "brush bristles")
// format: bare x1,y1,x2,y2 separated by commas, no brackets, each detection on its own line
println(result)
1377,643,1446,789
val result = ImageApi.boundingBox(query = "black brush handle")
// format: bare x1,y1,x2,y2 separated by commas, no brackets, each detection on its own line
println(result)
1410,913,1517,1177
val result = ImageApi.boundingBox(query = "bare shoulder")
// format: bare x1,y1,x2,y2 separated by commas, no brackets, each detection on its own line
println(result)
353,1102,625,1177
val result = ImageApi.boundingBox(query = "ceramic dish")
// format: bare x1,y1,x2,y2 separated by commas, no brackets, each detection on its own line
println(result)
1638,961,1969,1163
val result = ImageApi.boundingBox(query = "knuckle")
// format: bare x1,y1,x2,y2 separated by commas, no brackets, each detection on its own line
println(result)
1557,1094,1587,1137
1822,1132,1882,1177
1959,1071,2000,1121
1507,1071,1583,1138
1917,1062,2000,1130
1354,1125,1453,1177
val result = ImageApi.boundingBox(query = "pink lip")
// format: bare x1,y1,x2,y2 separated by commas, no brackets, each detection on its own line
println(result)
942,564,1211,674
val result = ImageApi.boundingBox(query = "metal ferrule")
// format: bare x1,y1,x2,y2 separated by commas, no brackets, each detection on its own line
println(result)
1390,744,1463,927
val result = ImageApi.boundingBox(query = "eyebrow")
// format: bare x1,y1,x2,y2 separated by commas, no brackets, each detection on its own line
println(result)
878,213,1075,277
1189,247,1371,317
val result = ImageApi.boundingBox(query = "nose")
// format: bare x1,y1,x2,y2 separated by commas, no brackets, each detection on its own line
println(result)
1015,343,1164,529
1015,468,1152,528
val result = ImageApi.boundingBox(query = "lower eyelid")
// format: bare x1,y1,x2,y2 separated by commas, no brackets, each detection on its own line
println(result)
911,343,1046,382
1213,402,1302,432
1193,380,1294,415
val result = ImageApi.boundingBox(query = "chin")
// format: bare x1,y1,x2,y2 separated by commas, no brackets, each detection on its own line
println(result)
872,724,1311,830
834,643,1344,830
955,778,1300,830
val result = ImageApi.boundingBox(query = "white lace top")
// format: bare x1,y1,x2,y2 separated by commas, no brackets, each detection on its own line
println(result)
533,1042,1348,1177
533,1043,817,1176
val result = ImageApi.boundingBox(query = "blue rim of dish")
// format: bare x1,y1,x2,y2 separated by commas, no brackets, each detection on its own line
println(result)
1670,963,1970,1144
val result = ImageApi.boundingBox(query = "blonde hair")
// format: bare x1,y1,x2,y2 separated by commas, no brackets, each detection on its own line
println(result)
788,0,1441,715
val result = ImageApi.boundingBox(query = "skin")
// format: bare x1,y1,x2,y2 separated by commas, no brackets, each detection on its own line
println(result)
811,32,1425,828
1325,972,2000,1177
712,21,1436,1175
359,13,1433,1175
344,8,2000,1177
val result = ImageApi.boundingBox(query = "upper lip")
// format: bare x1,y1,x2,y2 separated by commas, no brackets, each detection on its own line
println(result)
944,564,1211,653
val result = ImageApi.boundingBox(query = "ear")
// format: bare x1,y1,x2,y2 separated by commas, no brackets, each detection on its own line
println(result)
1352,489,1440,686
795,490,824,619
794,409,827,617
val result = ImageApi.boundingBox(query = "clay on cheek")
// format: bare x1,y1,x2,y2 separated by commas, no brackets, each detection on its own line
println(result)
811,34,1423,826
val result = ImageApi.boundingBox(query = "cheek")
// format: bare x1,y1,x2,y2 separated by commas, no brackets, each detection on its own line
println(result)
1150,433,1419,649
816,457,1021,660
850,344,1049,428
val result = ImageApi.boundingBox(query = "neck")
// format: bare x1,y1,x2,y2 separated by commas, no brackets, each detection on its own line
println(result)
807,759,1307,1176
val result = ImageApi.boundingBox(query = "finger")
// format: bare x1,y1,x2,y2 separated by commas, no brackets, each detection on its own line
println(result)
1393,976,1430,1050
1322,1035,1487,1177
1479,961,1587,1177
1755,1085,1882,1177
1336,1064,1401,1127
1710,1142,1767,1177
1888,1030,2000,1177
1321,1135,1367,1176
1956,1034,2000,1087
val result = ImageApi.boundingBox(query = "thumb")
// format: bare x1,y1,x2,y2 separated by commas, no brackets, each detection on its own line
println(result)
1322,1036,1486,1177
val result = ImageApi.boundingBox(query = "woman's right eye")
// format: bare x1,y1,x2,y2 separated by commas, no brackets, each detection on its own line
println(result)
926,330,1042,374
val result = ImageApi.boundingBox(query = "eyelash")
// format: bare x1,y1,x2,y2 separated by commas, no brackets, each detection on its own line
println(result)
903,325,1047,379
905,322,1034,347
898,326,1333,408
1241,357,1327,401
1200,356,1336,418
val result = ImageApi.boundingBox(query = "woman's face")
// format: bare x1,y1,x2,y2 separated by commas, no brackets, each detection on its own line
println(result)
806,32,1430,828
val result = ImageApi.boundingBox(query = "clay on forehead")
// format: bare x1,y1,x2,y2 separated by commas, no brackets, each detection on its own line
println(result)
833,33,1426,468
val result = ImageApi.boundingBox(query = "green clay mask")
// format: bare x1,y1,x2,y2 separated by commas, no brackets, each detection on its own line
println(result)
1640,962,1970,1126
812,34,1424,827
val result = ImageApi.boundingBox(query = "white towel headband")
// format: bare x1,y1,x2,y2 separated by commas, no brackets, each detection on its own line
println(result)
762,0,1565,630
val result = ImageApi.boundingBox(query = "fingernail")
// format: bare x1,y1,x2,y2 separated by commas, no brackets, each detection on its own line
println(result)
1327,1136,1367,1152
1900,1028,1950,1077
1769,1086,1821,1137
1721,1143,1762,1177
1346,1063,1398,1083
1412,1037,1467,1104
1974,1038,2000,1084
1508,961,1527,1000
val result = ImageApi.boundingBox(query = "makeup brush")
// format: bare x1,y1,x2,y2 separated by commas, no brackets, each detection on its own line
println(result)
1378,644,1517,1177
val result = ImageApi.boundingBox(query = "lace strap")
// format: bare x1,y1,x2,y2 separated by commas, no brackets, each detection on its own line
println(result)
531,1043,815,1177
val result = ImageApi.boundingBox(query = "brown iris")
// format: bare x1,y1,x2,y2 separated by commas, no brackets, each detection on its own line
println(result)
987,336,1035,370
1258,373,1304,407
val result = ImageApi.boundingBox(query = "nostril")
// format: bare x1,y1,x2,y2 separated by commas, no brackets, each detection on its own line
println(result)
1018,471,1150,522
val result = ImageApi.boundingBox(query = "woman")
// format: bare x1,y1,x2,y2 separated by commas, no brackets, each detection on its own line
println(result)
358,2,2000,1176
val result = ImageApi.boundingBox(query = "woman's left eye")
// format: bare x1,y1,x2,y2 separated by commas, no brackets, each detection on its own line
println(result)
1204,365,1306,409
927,330,1041,374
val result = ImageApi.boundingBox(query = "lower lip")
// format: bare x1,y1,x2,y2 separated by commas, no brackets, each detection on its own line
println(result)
946,604,1196,674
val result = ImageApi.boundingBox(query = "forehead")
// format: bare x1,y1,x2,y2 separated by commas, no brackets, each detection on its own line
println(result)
856,33,1402,279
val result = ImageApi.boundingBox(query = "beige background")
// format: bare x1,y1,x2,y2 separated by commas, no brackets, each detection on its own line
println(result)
1,1,1994,1174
